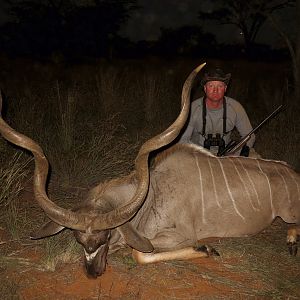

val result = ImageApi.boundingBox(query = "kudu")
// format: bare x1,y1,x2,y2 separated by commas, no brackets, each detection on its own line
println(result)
0,63,299,278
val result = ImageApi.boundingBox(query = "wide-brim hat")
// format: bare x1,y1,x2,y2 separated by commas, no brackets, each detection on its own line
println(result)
201,68,231,85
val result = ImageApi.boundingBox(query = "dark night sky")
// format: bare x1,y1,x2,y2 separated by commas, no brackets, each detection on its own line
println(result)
0,0,296,48
0,1,8,24
121,0,204,41
121,0,295,48
122,0,242,43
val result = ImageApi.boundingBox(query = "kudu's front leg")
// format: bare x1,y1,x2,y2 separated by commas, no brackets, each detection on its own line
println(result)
287,226,300,256
132,230,219,264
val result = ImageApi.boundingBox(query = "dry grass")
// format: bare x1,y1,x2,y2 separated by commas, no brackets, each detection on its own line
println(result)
0,153,31,207
0,152,32,239
40,230,81,271
0,276,20,300
0,57,299,298
107,219,300,299
208,219,300,298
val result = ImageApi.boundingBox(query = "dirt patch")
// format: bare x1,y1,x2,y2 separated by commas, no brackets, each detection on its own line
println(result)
1,184,299,299
1,218,300,299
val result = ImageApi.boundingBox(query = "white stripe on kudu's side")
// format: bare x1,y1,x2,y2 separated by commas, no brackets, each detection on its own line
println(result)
207,157,222,208
194,154,206,224
236,158,261,208
216,158,245,221
285,167,300,202
256,160,275,218
275,165,291,206
229,158,259,212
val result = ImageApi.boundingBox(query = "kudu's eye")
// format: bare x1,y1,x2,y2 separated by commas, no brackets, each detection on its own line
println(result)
87,246,94,253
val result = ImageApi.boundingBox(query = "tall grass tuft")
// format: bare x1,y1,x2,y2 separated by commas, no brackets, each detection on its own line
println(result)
41,230,81,271
47,113,141,197
56,81,77,153
0,152,32,239
95,65,127,116
138,71,177,131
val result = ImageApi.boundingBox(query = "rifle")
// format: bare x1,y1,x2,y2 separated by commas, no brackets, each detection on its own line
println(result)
218,104,283,157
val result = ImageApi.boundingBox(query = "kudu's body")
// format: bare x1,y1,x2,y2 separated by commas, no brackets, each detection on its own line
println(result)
0,63,299,278
91,144,300,264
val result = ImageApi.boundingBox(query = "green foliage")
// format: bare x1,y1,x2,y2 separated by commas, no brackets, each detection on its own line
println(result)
121,254,138,269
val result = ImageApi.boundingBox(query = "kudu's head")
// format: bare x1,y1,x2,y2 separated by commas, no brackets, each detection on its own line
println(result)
71,205,111,278
0,63,206,278
73,227,111,278
30,204,114,278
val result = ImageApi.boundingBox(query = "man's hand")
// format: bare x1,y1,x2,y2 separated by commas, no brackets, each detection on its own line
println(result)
240,145,250,157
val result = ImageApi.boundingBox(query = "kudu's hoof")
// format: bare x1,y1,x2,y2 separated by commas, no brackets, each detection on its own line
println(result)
194,245,220,256
287,242,298,256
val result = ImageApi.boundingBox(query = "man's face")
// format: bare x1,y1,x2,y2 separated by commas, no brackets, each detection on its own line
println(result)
204,81,227,102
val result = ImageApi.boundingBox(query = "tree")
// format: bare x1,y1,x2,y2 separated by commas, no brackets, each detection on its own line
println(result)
198,0,295,55
293,0,300,97
64,0,138,58
0,0,138,59
1,0,72,56
261,0,298,96
261,0,299,169
155,25,216,57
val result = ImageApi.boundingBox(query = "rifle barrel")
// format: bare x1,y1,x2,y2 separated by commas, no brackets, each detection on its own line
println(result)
223,104,283,156
246,104,283,137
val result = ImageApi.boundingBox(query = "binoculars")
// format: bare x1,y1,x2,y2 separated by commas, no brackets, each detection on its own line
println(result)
204,133,226,154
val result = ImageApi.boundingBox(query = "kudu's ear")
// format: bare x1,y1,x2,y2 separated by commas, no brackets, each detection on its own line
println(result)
30,220,65,239
117,223,153,253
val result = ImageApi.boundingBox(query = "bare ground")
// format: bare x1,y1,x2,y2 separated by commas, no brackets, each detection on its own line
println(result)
0,183,300,300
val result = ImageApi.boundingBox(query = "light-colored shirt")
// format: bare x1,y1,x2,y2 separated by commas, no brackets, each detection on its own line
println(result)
179,96,255,149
